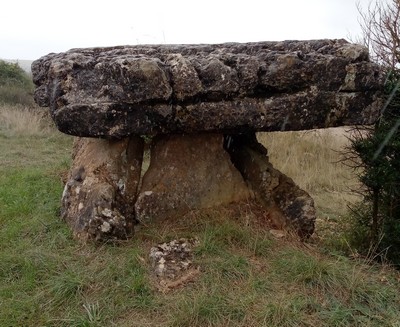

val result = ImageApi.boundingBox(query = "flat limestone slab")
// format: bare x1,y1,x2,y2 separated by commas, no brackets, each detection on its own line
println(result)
32,39,382,138
135,133,251,222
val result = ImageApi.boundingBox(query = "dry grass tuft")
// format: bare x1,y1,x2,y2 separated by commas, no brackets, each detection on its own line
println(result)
0,104,54,137
257,128,354,193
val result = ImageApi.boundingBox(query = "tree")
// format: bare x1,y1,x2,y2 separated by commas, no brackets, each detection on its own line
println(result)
348,0,400,264
358,0,400,70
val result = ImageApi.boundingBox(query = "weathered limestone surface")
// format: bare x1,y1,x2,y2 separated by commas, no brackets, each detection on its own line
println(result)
135,134,251,222
32,39,382,138
61,136,143,240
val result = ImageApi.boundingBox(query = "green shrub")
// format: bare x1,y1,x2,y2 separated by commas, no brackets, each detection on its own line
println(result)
0,60,34,106
346,73,400,265
0,60,31,87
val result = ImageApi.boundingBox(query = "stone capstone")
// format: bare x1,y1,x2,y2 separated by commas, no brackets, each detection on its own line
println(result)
32,39,383,138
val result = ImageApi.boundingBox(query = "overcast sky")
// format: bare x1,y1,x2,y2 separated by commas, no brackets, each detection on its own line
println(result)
1,0,373,60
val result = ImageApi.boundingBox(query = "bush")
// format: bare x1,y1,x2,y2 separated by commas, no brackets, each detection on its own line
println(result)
0,60,31,87
347,73,400,265
0,60,35,106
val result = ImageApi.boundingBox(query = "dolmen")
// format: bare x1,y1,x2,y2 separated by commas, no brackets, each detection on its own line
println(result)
32,39,383,241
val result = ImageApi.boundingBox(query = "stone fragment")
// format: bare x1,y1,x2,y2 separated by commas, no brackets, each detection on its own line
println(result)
135,133,251,222
226,134,316,238
61,136,144,241
149,238,199,278
32,39,383,138
149,238,201,292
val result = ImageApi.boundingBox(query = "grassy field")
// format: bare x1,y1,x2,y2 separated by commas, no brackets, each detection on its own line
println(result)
1,105,400,327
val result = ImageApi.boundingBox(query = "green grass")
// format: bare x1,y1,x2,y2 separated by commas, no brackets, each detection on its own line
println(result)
1,106,400,326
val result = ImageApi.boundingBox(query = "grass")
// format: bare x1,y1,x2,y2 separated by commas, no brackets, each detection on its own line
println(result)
257,129,353,193
1,105,400,326
0,84,36,107
0,104,52,137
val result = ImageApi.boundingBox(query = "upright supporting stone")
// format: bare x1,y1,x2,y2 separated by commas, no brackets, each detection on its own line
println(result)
61,136,144,241
135,133,251,222
226,134,316,238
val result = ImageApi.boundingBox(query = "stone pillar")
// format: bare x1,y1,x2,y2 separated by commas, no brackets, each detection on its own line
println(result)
135,133,251,222
61,136,144,241
225,134,316,238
